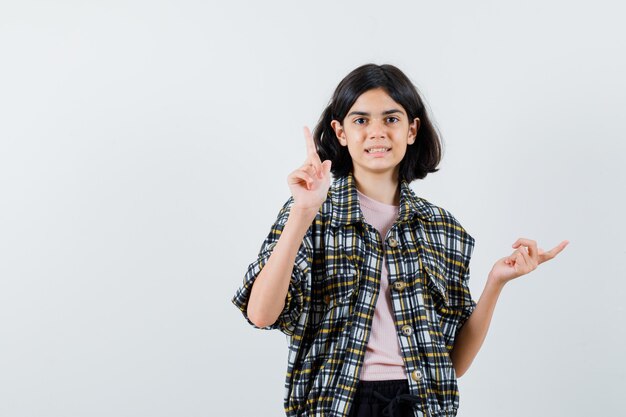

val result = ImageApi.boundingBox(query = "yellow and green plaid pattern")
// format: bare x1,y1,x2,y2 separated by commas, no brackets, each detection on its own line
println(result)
232,171,476,417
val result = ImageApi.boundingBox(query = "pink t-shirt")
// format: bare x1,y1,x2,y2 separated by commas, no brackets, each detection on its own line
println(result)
356,189,407,381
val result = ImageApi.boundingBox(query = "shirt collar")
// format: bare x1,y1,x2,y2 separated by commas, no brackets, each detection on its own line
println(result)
329,171,433,228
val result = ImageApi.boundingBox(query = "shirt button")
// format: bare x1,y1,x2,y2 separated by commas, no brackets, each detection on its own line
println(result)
393,280,407,291
388,237,399,248
411,369,423,382
401,325,413,336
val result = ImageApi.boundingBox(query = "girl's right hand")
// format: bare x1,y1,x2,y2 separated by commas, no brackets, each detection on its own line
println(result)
287,126,333,211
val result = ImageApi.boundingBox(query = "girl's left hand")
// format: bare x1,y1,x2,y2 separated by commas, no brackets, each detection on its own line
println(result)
488,238,569,287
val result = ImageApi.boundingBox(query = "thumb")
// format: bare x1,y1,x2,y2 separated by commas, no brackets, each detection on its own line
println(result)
323,160,332,172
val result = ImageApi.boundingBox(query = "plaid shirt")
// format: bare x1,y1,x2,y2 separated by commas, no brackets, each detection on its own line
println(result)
232,171,477,417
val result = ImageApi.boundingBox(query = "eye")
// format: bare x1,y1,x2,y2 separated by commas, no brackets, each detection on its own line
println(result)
354,117,367,125
386,116,400,123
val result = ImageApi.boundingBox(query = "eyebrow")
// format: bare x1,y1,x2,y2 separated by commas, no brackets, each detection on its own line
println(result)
347,109,405,117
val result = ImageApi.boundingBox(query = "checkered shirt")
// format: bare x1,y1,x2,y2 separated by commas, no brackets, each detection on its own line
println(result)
232,171,477,417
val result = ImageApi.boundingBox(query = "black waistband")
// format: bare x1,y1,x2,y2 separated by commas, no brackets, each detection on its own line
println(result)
353,379,421,416
355,379,409,400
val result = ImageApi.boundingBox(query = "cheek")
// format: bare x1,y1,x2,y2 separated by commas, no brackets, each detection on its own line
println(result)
347,144,362,159
393,144,408,158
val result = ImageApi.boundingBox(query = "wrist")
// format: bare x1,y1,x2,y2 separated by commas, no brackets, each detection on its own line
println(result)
287,204,319,226
291,203,320,217
486,273,507,291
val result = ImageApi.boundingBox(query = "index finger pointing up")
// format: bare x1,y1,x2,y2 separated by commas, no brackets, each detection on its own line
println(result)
303,125,323,167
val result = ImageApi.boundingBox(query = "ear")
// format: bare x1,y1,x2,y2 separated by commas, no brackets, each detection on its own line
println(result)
330,120,347,147
408,117,420,145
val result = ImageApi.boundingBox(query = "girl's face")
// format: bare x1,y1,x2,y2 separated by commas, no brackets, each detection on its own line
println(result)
330,88,420,181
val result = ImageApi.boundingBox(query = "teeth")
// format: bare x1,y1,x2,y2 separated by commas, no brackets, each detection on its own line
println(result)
367,148,389,153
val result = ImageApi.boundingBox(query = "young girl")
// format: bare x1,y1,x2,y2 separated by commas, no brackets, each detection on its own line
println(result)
232,64,568,417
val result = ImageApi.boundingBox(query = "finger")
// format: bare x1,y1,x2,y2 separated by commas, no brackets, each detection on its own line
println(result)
303,126,323,176
297,169,315,185
539,240,569,263
288,170,313,186
300,163,316,178
539,241,568,263
504,251,521,268
512,238,539,263
322,159,332,175
289,170,315,189
517,246,535,271
504,252,517,266
512,250,528,271
303,161,326,181
512,238,536,251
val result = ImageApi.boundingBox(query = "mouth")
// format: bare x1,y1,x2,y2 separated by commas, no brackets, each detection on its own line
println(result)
365,147,391,154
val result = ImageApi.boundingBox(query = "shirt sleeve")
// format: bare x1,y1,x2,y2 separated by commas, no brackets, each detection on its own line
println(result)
231,196,313,336
440,230,477,353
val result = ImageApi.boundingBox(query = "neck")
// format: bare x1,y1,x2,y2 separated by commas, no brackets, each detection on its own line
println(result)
352,169,401,206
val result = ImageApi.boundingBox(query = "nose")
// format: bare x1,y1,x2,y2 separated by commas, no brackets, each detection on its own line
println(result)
368,118,386,139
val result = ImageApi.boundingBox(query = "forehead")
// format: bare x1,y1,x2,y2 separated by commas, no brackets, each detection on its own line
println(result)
349,88,406,114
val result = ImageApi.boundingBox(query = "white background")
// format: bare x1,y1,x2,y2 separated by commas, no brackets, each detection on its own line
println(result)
1,1,624,416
